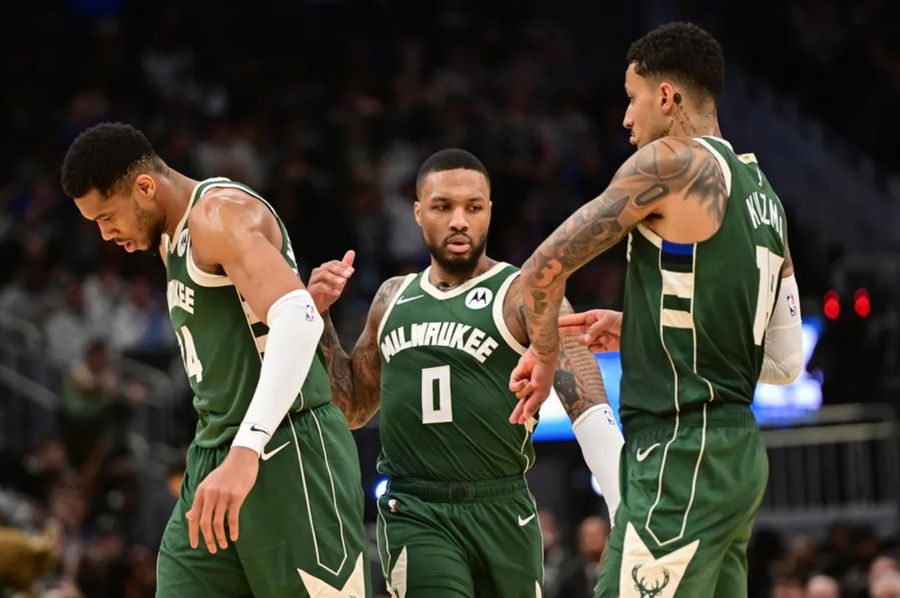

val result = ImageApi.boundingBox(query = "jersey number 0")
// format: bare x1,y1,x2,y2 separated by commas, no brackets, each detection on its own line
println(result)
421,365,452,424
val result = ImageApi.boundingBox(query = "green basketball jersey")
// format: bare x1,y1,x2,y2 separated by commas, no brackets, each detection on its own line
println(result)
620,137,787,427
376,262,536,482
165,177,332,448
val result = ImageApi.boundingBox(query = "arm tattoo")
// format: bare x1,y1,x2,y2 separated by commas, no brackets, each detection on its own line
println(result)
341,276,405,428
519,137,726,358
499,276,531,348
554,300,609,422
320,312,354,418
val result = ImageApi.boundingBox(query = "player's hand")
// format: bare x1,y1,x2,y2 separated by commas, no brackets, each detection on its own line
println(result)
185,446,259,554
308,250,355,313
558,309,622,353
508,348,557,424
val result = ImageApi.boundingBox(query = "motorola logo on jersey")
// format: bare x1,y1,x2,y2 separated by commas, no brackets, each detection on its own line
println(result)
177,229,189,257
464,287,492,310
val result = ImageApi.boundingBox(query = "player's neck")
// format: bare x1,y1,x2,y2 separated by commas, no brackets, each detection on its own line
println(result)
667,107,721,139
429,255,496,290
160,170,201,238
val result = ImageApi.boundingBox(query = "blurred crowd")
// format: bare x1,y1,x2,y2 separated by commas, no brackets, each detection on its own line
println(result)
539,512,900,598
1,0,899,596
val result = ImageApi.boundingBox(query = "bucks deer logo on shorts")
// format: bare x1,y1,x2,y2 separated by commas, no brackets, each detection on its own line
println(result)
632,563,670,598
464,287,492,309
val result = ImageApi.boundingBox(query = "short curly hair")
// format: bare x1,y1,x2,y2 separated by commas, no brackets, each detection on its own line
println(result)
417,148,490,194
627,22,724,102
61,122,164,198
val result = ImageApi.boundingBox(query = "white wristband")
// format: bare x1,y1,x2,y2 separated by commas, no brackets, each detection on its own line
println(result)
232,289,324,455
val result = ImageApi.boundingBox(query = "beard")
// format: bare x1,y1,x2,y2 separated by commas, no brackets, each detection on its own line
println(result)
135,203,165,255
424,231,488,277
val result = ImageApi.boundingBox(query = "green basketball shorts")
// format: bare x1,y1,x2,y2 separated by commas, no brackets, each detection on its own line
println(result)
376,475,543,598
596,404,768,598
156,403,371,598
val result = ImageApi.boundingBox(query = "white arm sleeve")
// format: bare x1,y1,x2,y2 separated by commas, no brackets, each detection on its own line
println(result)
232,289,324,455
572,404,624,523
759,274,803,385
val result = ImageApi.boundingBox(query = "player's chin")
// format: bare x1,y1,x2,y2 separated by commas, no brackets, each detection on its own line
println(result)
440,249,477,265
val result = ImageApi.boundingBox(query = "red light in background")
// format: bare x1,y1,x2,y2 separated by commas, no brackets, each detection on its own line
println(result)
824,289,840,320
854,288,870,318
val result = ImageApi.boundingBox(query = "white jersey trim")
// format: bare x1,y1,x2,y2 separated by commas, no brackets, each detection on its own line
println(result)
694,137,733,196
419,262,509,300
493,270,527,356
376,274,417,345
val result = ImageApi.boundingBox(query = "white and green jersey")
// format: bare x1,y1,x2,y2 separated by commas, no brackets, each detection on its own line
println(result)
165,178,332,448
620,137,787,429
376,262,536,482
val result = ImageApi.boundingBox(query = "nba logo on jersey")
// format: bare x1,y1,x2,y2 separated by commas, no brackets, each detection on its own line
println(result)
177,230,189,257
465,287,492,310
388,499,398,512
787,293,797,317
305,304,315,322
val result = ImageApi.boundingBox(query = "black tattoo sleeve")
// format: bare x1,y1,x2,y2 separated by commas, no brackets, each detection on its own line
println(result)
554,299,609,422
340,276,405,428
519,137,726,359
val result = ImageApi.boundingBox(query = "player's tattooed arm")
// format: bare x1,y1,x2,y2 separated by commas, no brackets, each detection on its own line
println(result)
341,276,405,429
318,312,355,419
519,138,727,360
503,278,608,421
555,298,610,421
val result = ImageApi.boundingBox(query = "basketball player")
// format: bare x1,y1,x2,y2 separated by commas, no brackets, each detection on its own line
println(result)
509,23,804,598
309,149,624,597
61,123,370,597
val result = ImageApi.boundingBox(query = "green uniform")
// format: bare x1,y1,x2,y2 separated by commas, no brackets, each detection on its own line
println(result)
375,263,543,598
156,178,370,598
597,137,785,598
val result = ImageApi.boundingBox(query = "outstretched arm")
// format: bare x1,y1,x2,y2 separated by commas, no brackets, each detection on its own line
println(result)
504,278,624,519
511,138,727,415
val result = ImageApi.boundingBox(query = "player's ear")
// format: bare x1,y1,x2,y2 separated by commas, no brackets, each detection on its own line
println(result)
413,200,422,227
133,173,156,207
658,81,678,115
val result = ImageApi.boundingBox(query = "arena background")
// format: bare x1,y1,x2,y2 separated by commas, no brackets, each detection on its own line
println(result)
1,0,898,596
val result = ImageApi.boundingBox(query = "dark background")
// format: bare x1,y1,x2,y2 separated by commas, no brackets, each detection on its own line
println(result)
1,0,899,596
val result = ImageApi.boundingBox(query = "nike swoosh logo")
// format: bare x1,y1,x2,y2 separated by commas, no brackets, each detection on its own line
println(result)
250,424,270,436
636,443,660,462
396,294,424,305
518,513,535,526
261,441,290,461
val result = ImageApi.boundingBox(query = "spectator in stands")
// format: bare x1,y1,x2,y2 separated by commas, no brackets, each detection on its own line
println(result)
0,248,55,325
108,275,175,366
44,277,95,364
787,534,820,582
577,516,609,592
871,556,900,596
540,510,589,598
57,339,119,467
770,568,805,598
806,574,841,598
873,572,900,598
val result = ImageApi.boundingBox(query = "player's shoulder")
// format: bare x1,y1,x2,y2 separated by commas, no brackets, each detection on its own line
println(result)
627,136,713,180
367,275,412,321
187,186,275,251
